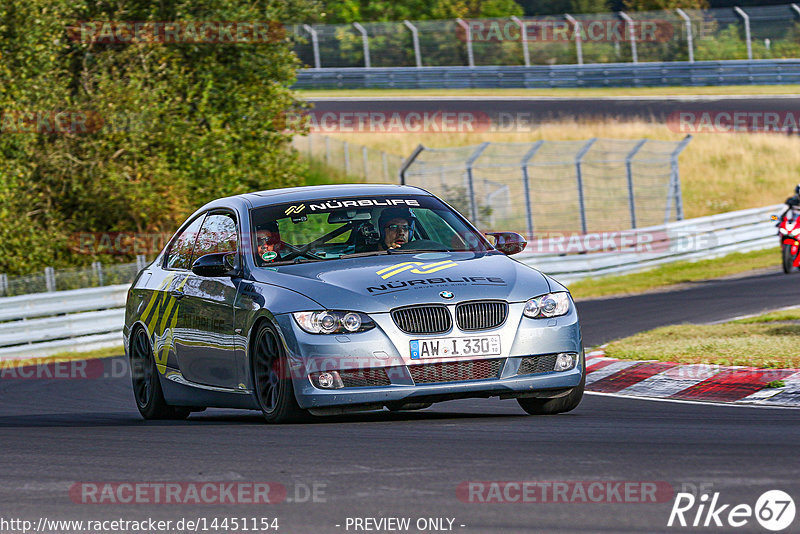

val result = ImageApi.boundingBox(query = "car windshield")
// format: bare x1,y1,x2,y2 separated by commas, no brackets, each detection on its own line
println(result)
249,194,492,266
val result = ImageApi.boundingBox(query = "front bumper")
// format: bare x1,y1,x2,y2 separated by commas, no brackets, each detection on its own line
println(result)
273,302,583,410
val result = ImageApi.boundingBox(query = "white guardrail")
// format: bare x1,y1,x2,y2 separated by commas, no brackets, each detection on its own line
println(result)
518,204,784,284
0,204,785,360
0,285,128,360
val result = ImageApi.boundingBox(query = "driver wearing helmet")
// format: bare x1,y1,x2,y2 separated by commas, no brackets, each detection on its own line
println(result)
778,184,800,226
377,207,416,250
787,184,800,208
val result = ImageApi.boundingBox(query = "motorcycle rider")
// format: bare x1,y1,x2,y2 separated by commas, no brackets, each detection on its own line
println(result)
778,184,800,223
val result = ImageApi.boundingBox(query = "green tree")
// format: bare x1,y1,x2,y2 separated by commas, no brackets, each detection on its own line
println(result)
623,0,708,10
569,0,612,14
0,0,316,274
319,0,522,23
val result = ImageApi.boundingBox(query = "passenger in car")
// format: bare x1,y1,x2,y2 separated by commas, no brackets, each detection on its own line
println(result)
256,221,283,264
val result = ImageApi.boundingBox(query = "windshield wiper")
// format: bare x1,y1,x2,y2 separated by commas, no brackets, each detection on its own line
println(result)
385,249,449,254
340,249,452,259
267,257,329,266
339,250,391,259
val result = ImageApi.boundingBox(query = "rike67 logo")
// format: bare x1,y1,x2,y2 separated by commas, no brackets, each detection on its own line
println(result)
668,490,795,531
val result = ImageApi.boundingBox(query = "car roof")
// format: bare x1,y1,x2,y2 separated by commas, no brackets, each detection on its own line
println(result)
239,184,431,208
194,184,434,216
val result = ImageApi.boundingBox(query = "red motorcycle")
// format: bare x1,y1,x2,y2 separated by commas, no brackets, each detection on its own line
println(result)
775,208,800,273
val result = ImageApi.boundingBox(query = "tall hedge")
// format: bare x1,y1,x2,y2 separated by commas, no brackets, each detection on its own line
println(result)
0,0,316,274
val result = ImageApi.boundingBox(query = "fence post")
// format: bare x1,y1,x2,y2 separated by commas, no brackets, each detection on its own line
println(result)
733,7,753,60
93,261,104,286
382,151,389,181
456,18,475,67
352,22,371,68
0,273,7,296
362,145,369,178
675,8,694,63
303,24,321,69
511,16,530,67
564,14,583,65
136,255,147,272
575,138,597,234
625,139,648,229
520,141,544,240
343,141,351,174
403,20,422,67
45,267,55,292
399,144,426,184
324,135,331,165
618,12,638,64
669,135,692,222
465,143,490,223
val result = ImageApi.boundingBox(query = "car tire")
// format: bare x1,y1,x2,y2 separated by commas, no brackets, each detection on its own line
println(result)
252,322,310,424
129,327,190,420
782,243,794,274
516,358,585,416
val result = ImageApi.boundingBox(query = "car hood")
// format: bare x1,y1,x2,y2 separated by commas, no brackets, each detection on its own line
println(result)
250,252,552,313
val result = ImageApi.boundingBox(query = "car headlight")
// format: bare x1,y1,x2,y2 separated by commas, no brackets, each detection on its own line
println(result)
523,292,571,319
293,311,375,334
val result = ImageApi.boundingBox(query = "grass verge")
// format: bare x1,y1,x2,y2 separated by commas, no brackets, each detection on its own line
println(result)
299,157,365,186
604,309,800,368
298,85,800,98
568,247,777,300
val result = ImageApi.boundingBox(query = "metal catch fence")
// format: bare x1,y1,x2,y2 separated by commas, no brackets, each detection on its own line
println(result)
292,133,405,182
292,4,800,69
399,136,691,234
0,257,148,297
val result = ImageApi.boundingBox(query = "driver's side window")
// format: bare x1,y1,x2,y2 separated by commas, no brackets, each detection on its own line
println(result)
165,215,205,270
192,212,238,264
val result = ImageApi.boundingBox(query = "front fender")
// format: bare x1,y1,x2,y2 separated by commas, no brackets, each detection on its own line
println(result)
234,281,324,392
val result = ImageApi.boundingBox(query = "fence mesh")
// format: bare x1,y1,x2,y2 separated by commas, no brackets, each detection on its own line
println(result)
402,138,690,235
292,134,405,182
293,4,800,68
1,261,144,297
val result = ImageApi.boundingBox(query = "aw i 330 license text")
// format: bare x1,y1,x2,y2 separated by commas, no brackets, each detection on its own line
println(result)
124,184,584,422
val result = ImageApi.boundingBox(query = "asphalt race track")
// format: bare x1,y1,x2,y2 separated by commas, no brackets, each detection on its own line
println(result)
307,95,800,124
2,268,800,533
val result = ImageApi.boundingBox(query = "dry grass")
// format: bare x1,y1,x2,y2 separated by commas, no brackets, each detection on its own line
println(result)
604,312,800,368
327,120,800,219
0,346,123,370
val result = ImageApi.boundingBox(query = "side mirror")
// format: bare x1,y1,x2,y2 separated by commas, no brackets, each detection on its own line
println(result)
191,252,237,277
485,232,527,256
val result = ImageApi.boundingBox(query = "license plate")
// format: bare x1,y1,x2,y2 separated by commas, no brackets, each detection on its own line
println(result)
410,335,501,360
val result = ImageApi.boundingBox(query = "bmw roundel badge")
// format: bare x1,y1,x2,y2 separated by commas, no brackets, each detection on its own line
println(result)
440,291,454,300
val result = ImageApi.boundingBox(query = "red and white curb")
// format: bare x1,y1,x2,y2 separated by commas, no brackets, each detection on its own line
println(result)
585,348,800,406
